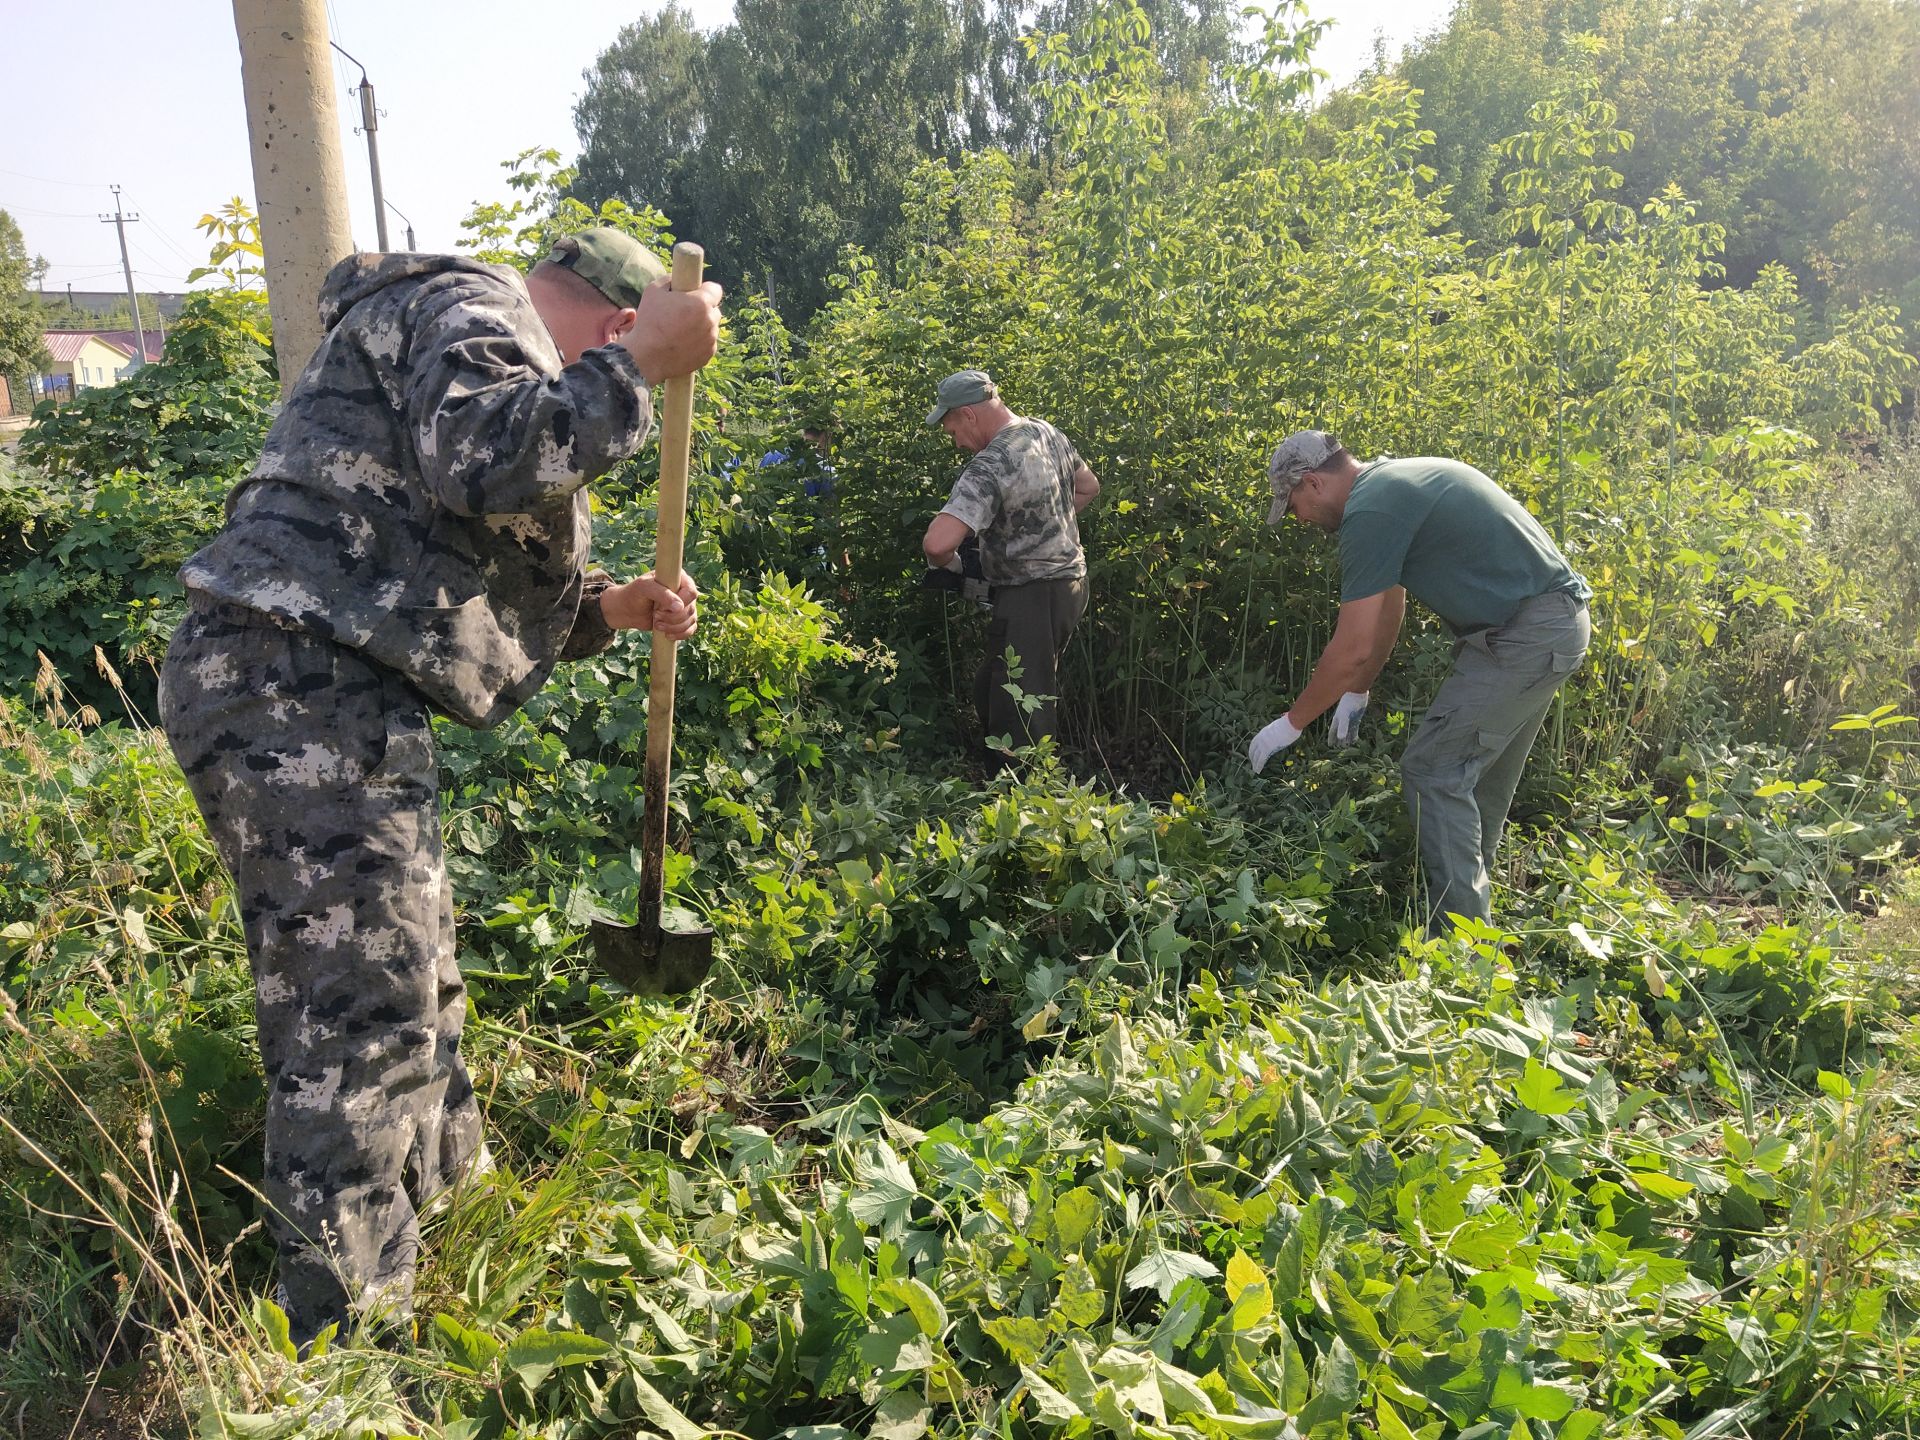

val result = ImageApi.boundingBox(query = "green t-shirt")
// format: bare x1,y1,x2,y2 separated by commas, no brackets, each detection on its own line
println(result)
1337,458,1588,632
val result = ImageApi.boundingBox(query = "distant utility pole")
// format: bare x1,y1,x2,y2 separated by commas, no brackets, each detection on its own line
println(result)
385,201,416,252
331,42,390,251
233,0,354,395
100,186,149,367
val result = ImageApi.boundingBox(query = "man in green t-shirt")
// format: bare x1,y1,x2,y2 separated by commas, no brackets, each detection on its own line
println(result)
1249,429,1592,934
921,369,1101,750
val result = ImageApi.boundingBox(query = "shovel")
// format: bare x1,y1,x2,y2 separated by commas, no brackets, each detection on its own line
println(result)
590,242,717,993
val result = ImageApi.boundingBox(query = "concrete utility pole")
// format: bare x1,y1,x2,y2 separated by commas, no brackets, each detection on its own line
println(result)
331,43,390,251
233,0,355,396
100,186,149,368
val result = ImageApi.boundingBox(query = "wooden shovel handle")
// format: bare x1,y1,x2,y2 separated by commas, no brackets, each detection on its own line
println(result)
649,243,703,594
638,242,705,927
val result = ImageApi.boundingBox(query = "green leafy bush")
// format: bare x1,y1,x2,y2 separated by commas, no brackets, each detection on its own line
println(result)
0,463,228,698
18,291,275,482
1656,717,1916,907
1,292,276,704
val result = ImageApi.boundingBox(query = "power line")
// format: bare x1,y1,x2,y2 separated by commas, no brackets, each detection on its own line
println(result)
325,0,357,114
330,39,391,249
40,269,183,290
130,233,189,283
121,192,203,268
2,203,100,219
0,166,104,190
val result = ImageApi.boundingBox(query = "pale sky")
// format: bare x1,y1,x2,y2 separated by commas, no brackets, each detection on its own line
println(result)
2,0,1448,298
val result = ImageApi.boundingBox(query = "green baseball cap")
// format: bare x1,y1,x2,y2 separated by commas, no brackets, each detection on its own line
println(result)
927,369,997,425
544,227,667,309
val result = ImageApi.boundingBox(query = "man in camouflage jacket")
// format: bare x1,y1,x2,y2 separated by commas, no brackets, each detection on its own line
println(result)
921,369,1101,751
158,229,720,1345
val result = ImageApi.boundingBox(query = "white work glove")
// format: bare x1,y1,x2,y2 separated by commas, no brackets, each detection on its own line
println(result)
1330,690,1370,746
1248,715,1302,774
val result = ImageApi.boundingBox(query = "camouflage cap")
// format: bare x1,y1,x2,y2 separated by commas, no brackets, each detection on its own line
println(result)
545,228,667,309
927,369,997,426
1266,429,1342,524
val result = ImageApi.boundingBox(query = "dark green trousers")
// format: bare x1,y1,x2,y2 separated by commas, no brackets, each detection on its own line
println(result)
974,575,1089,749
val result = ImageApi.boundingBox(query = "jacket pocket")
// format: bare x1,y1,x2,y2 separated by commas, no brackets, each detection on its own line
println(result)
367,595,535,728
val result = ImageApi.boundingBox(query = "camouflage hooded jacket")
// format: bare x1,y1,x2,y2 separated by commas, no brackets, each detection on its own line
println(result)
179,252,652,728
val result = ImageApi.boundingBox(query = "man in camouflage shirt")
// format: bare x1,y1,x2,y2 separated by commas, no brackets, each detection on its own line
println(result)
921,369,1100,750
158,228,720,1345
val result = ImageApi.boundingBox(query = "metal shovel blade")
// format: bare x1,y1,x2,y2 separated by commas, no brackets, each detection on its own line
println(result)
588,909,716,995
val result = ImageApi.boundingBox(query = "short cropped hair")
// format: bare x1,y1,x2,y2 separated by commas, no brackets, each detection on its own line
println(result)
530,258,621,312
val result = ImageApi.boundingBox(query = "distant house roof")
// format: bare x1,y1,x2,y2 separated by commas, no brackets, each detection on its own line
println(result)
41,331,136,364
96,329,165,363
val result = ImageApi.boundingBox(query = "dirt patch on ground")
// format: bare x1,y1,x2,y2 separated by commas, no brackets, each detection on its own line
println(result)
1861,865,1920,950
15,1360,187,1440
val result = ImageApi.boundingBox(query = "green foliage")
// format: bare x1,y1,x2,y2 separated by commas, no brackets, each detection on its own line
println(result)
1657,712,1917,909
193,972,1916,1440
4,623,1915,1431
573,0,983,316
18,290,275,481
458,146,677,272
0,292,273,701
3,10,1919,1434
780,5,1914,772
569,0,1250,317
189,197,269,295
0,459,227,695
1385,0,1920,314
29,291,174,333
0,697,267,1393
0,207,51,391
1827,425,1920,640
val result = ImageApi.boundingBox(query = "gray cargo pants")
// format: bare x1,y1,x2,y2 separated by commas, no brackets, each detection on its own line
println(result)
158,597,483,1345
1400,590,1591,934
974,574,1089,749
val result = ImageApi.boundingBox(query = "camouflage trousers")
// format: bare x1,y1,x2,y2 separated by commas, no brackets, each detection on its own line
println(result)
159,596,483,1344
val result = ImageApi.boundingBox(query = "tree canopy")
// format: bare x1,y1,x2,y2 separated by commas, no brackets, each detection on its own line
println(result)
1380,0,1920,313
572,0,1918,324
569,0,1246,315
0,210,51,390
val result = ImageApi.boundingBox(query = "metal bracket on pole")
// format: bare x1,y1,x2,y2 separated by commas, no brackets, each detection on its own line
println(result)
330,40,390,252
385,201,417,252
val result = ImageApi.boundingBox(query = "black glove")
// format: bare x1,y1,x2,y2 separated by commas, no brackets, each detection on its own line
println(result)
920,539,991,606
